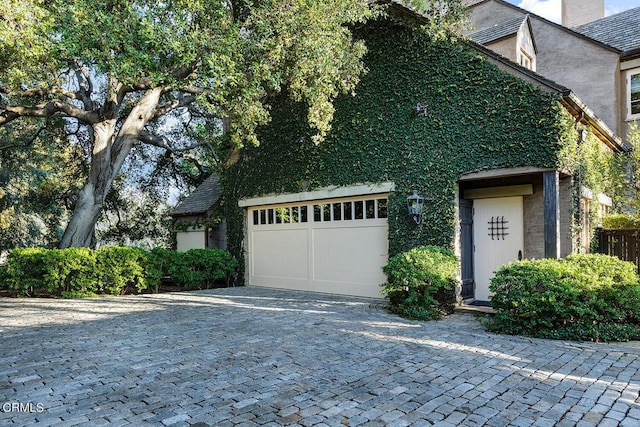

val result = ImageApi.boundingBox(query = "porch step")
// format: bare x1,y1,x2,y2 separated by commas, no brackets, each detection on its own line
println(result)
455,303,495,314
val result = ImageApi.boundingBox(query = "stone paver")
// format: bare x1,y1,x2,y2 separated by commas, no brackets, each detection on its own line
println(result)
1,287,639,426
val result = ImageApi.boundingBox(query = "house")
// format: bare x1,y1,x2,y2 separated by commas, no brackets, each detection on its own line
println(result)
169,174,227,252
466,0,640,146
215,2,627,302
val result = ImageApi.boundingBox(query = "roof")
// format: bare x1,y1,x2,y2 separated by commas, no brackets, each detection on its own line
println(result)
170,174,220,217
469,16,527,45
573,7,640,54
467,0,620,53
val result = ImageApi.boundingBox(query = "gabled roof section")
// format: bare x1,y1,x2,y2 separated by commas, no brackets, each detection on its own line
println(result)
467,0,620,53
470,15,527,45
170,174,220,217
574,7,640,54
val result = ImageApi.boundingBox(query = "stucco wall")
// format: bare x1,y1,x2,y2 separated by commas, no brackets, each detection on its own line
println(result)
486,38,517,63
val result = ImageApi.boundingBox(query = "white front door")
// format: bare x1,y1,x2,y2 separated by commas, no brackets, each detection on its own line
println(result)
473,196,524,301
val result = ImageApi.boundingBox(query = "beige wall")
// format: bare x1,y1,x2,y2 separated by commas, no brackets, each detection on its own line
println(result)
486,38,517,63
176,229,206,252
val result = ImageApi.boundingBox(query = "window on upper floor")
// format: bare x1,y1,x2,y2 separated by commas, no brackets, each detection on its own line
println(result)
518,49,533,71
628,69,640,120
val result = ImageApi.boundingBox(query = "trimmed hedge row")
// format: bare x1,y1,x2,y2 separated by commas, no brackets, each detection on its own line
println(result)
381,245,458,320
0,247,238,298
487,254,640,342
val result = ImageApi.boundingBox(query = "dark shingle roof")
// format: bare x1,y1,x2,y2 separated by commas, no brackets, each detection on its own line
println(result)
574,7,640,53
470,16,527,45
170,174,220,216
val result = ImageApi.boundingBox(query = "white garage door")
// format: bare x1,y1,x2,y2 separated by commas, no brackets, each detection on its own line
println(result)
247,195,389,298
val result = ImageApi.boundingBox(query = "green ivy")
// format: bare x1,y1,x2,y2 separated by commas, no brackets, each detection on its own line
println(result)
222,18,617,275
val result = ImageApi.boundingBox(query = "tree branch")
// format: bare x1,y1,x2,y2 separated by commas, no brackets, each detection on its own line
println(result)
0,99,99,125
153,94,197,119
138,131,204,153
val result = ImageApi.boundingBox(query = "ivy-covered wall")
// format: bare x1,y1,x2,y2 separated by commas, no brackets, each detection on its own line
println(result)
222,17,579,268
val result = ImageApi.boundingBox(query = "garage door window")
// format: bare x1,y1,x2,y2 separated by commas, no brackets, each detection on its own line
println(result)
253,205,308,225
312,198,387,222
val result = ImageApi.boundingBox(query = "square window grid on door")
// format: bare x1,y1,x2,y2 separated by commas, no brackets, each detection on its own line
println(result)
488,216,509,240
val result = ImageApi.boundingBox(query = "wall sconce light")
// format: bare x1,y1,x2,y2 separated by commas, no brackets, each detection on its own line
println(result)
414,103,428,117
407,190,424,224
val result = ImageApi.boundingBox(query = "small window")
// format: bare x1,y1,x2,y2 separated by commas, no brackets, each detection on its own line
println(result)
354,201,364,220
253,210,259,225
267,209,274,224
260,209,267,225
629,70,640,119
291,207,300,223
333,203,342,221
519,49,533,71
300,206,308,223
343,202,353,220
377,199,388,218
366,200,375,219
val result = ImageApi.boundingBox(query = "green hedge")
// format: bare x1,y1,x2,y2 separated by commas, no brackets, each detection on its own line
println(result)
151,248,238,290
381,245,458,320
487,254,640,341
2,247,238,298
601,214,640,230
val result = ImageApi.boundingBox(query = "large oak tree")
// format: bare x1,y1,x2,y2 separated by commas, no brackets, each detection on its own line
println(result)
0,0,465,248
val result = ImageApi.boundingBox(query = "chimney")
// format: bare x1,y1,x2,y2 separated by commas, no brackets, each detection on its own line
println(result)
561,0,604,28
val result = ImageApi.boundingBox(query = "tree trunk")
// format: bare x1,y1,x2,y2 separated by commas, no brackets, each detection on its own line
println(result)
59,87,164,248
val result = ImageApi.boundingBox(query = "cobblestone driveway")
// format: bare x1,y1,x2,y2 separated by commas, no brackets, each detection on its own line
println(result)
1,287,639,426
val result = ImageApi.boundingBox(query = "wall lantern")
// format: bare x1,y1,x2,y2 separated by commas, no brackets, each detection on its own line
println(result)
407,190,424,224
414,103,428,117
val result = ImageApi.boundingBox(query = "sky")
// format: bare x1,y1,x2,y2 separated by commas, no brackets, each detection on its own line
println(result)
506,0,640,23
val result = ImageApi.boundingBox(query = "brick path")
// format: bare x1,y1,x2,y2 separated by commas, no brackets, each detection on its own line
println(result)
1,287,639,426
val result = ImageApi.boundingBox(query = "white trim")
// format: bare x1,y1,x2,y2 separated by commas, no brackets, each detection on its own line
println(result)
463,184,533,200
239,182,395,207
626,68,640,121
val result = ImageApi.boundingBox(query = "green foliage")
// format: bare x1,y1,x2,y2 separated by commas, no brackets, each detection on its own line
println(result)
4,247,98,297
97,246,161,295
0,119,86,250
601,214,640,230
151,248,238,290
381,245,458,320
487,254,640,342
613,122,640,212
2,246,238,297
223,17,573,271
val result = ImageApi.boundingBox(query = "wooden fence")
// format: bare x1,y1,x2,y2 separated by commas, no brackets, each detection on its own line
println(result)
596,228,640,273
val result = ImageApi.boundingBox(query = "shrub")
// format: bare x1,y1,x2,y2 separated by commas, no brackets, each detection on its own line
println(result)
151,248,238,290
601,214,640,230
2,246,238,298
5,247,98,297
487,254,640,341
97,246,162,295
381,245,458,320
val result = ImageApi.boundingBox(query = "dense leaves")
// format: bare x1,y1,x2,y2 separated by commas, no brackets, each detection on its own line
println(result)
0,247,238,297
381,245,458,320
487,255,640,342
